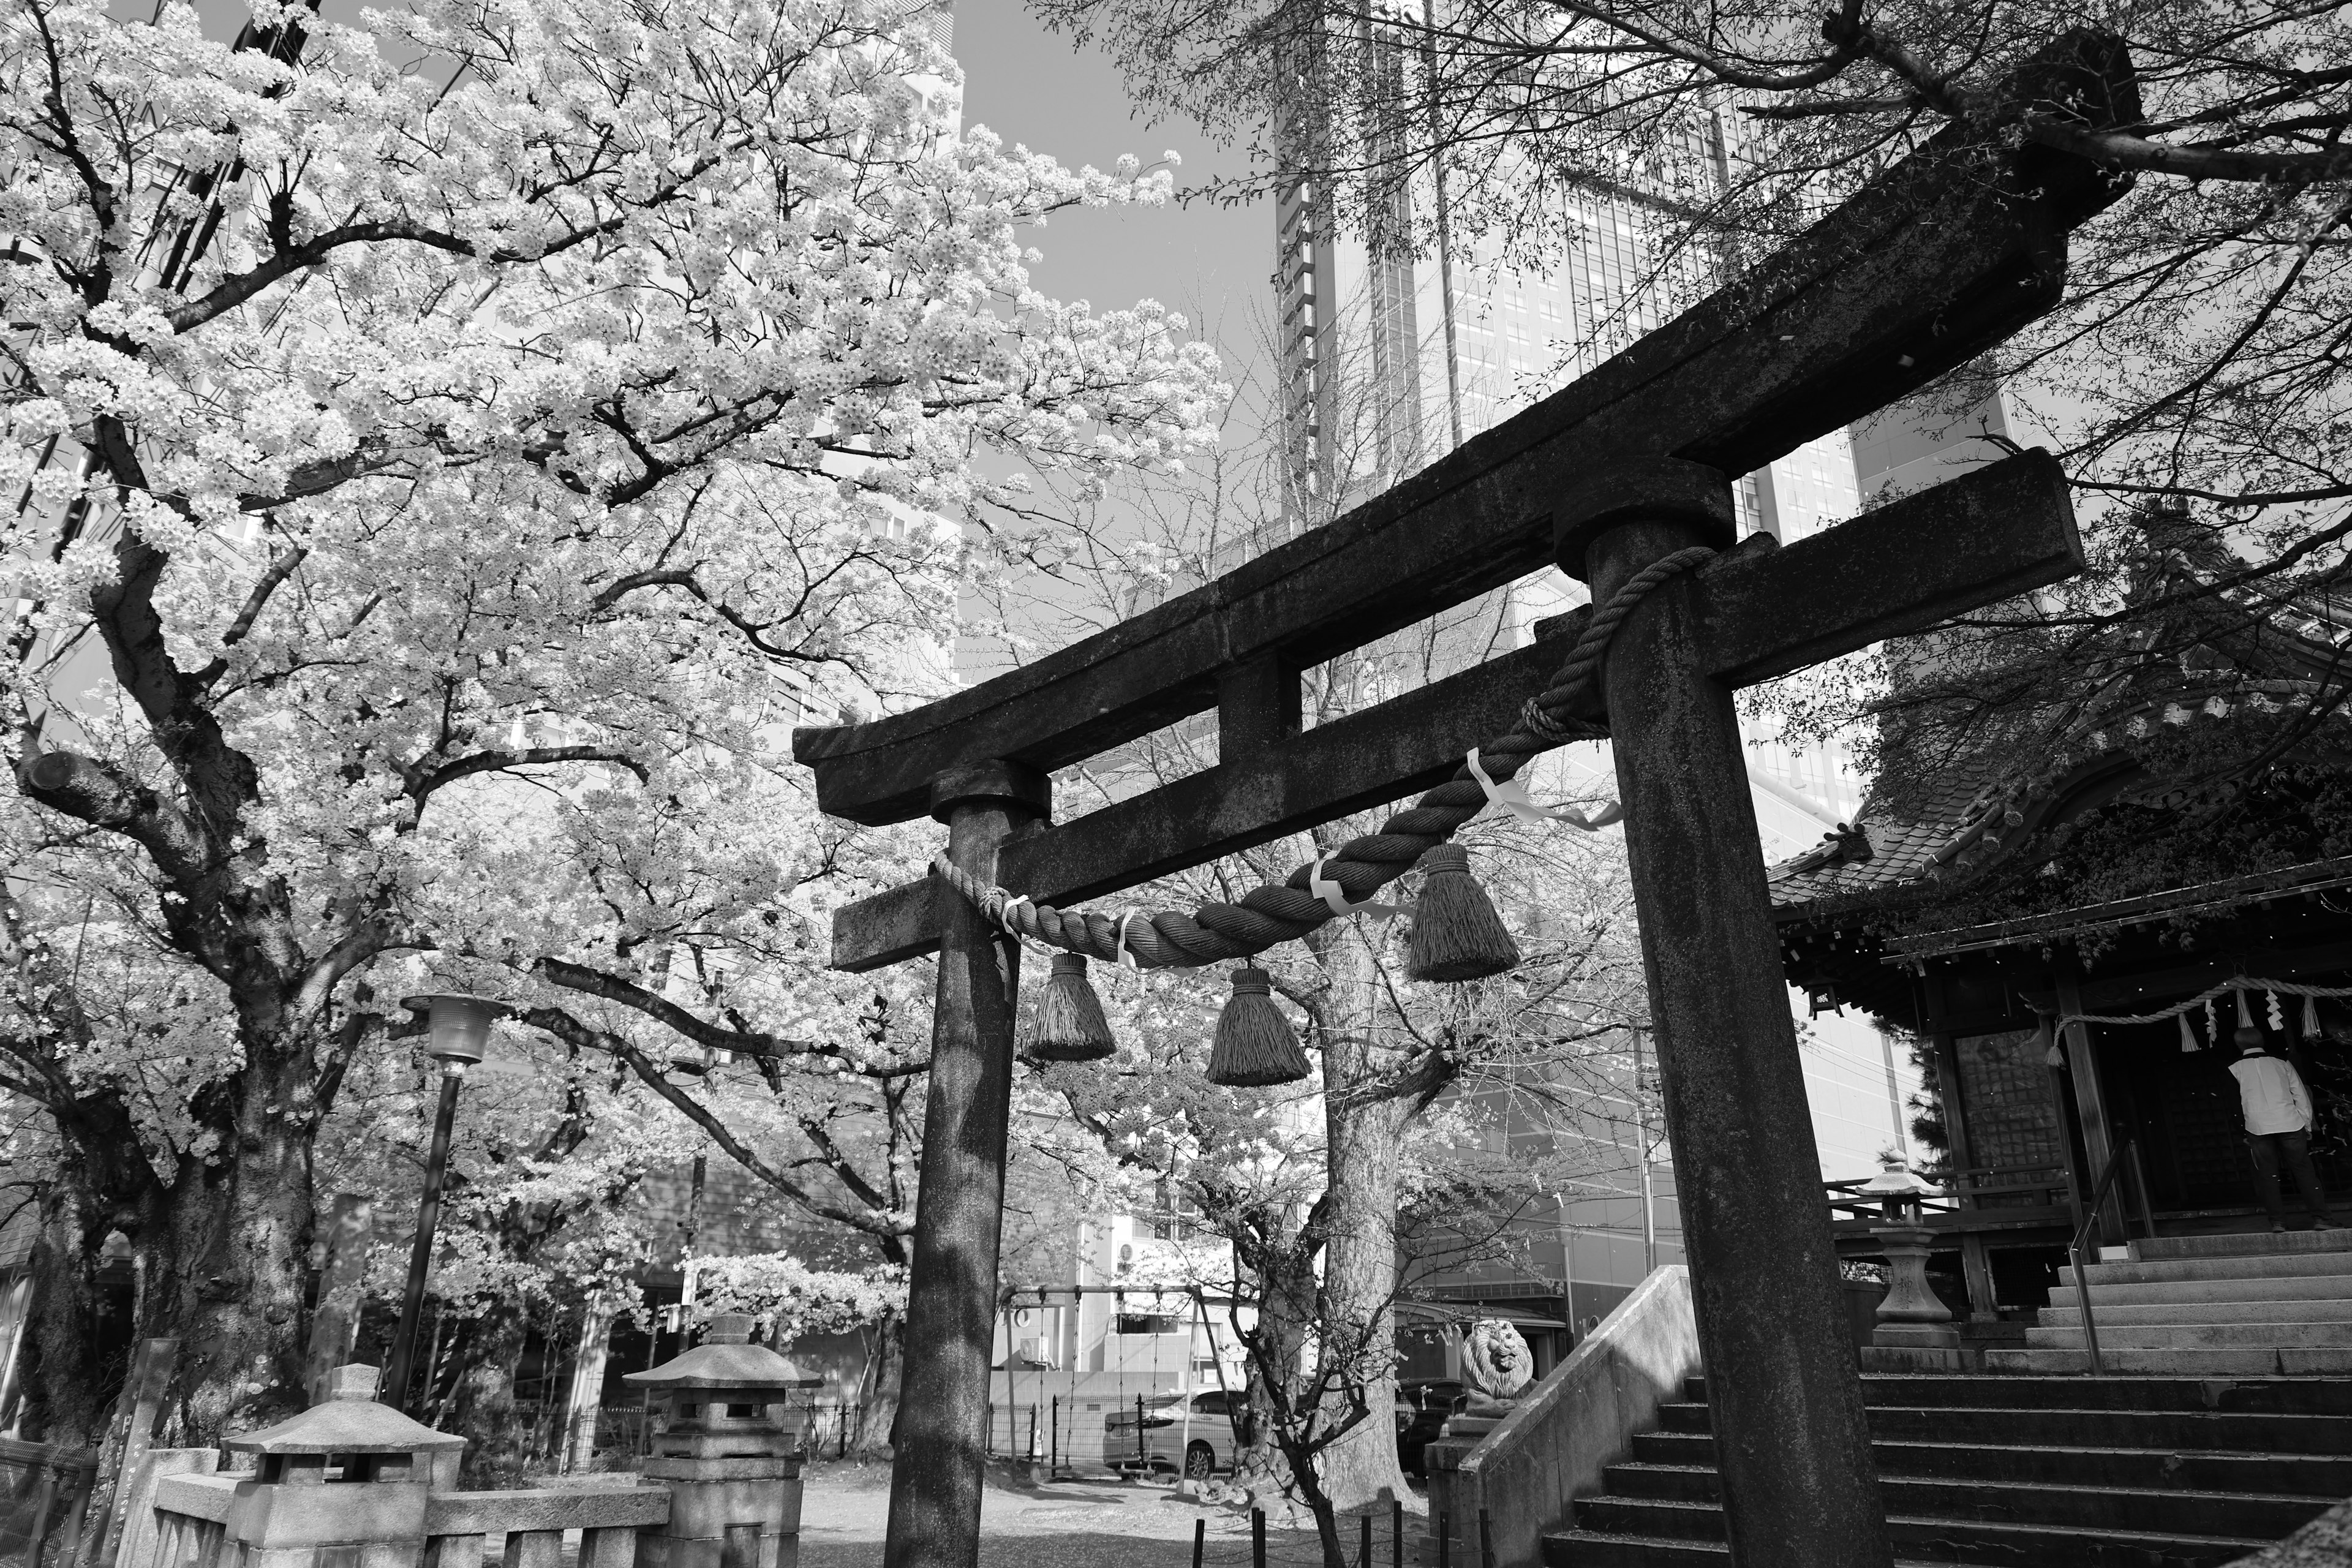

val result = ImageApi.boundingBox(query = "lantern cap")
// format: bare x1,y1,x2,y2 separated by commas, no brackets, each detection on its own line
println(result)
224,1365,466,1456
1857,1155,1936,1198
624,1313,821,1392
401,992,510,1065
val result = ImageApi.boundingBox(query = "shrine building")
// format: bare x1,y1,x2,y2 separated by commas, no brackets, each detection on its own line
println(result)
1771,505,2352,1368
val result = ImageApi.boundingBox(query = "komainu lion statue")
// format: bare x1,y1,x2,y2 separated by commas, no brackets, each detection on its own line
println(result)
1461,1318,1533,1415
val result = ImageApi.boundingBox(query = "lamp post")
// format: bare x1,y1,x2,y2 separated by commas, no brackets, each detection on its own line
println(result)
383,993,503,1416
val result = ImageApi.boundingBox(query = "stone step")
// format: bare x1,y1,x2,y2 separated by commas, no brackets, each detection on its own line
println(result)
2138,1229,2352,1261
2063,1250,2352,1287
1864,1403,2352,1450
1986,1346,2352,1375
2025,1320,2352,1350
2073,1273,2352,1307
2041,1297,2352,1327
1594,1465,2326,1538
1856,1373,2352,1415
1541,1539,1958,1568
1558,1501,2267,1566
1628,1430,2352,1495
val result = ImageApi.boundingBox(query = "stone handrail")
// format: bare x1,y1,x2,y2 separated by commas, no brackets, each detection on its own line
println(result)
1424,1265,1700,1567
140,1468,667,1568
421,1484,668,1568
146,1472,235,1568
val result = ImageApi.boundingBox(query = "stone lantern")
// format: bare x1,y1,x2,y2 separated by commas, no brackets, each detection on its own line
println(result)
624,1314,813,1568
217,1365,467,1568
1860,1158,1966,1369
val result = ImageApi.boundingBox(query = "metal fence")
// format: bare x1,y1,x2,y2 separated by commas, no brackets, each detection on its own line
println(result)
0,1435,97,1568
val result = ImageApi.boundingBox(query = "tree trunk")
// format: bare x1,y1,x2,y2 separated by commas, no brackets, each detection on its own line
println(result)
854,1309,904,1458
1235,1245,1308,1509
21,1189,118,1447
146,1047,317,1446
450,1308,532,1487
1310,924,1415,1513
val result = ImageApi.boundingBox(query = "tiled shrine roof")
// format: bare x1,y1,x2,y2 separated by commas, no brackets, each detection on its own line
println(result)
1765,525,2352,929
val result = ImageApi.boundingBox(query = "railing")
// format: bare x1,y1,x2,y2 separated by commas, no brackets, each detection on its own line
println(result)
0,1434,99,1568
143,1469,669,1568
1427,1265,1700,1568
1823,1162,2076,1224
421,1483,668,1568
2067,1135,2158,1378
146,1474,232,1568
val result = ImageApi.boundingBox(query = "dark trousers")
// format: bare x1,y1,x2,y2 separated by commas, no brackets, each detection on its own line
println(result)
2247,1129,2333,1226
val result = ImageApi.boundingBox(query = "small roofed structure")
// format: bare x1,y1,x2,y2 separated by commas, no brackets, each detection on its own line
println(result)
213,1366,465,1568
224,1364,466,1485
624,1314,816,1568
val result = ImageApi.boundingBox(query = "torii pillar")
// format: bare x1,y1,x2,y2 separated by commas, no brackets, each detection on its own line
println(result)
883,763,1047,1568
1565,462,1887,1566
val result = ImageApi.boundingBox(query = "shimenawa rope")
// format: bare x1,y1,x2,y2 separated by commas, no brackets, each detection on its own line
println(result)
2062,976,2352,1030
934,545,1717,970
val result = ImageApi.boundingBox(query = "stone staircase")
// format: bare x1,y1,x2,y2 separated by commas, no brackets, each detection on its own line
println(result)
1996,1229,2352,1375
1547,1373,2352,1565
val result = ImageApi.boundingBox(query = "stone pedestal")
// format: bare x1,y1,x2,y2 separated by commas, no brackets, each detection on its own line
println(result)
1865,1225,1969,1372
625,1316,816,1568
217,1365,466,1568
1420,1435,1478,1568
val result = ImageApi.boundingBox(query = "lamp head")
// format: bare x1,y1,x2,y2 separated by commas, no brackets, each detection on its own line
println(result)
403,993,507,1070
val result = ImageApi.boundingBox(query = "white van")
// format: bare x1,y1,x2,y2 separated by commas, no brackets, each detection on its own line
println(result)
1102,1389,1242,1478
1103,1388,1418,1478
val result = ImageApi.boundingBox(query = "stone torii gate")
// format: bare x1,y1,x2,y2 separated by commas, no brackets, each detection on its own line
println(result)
794,36,2135,1568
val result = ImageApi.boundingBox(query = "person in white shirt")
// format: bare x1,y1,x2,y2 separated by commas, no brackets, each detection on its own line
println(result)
2230,1038,2337,1232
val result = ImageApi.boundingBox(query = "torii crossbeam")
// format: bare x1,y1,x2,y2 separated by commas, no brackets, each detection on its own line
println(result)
795,35,2135,1568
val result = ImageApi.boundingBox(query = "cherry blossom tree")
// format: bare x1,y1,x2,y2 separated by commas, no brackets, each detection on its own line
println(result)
0,0,1223,1441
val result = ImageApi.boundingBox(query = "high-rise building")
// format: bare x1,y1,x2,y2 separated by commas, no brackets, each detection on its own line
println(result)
1262,61,1917,1357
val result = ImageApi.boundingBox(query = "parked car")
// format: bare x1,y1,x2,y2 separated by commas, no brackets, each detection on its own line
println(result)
1396,1379,1468,1476
1103,1389,1243,1478
1104,1386,1424,1479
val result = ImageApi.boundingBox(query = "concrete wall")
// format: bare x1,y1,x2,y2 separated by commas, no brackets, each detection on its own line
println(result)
1426,1266,1700,1567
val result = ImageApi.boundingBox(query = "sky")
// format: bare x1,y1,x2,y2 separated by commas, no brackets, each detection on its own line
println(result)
951,0,1270,407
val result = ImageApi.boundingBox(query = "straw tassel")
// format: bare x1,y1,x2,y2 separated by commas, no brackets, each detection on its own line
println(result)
2039,1016,2064,1069
1027,952,1117,1063
1405,844,1520,982
2179,1011,2201,1054
1206,967,1311,1087
2305,993,2324,1040
2235,987,2264,1050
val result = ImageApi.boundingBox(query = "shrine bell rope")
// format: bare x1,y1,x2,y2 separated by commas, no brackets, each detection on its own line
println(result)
932,545,1718,969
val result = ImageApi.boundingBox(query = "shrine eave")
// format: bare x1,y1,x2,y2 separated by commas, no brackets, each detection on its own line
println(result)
1878,854,2352,965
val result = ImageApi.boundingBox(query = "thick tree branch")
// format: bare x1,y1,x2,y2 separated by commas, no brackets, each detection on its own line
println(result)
534,956,832,1064
406,745,650,805
165,148,735,334
18,750,212,888
192,545,309,690
521,1003,909,1238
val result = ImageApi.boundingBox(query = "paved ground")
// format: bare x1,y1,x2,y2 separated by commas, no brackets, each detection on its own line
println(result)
796,1463,1413,1568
